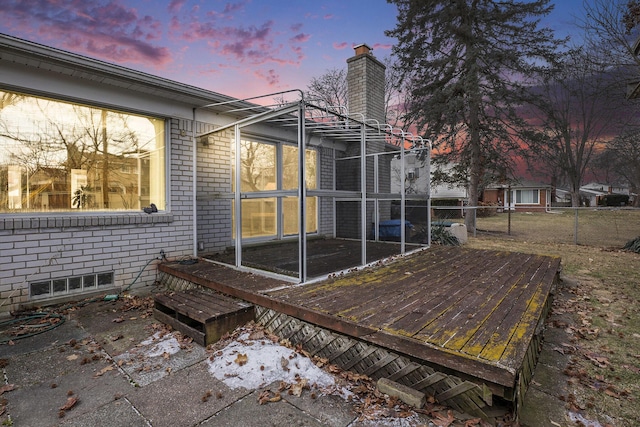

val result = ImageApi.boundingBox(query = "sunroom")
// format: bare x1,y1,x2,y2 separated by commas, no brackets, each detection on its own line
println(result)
194,89,431,283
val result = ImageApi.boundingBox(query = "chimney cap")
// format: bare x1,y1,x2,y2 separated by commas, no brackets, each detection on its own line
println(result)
353,43,372,56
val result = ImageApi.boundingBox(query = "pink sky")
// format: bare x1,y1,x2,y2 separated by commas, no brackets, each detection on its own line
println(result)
0,0,584,101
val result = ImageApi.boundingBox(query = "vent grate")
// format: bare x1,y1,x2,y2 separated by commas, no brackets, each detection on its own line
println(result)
29,271,114,299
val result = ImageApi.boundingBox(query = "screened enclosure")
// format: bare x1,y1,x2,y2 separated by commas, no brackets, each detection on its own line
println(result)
196,94,431,283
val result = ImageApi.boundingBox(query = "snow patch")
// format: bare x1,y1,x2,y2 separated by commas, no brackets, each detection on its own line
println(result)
569,412,605,427
141,331,181,357
207,332,335,390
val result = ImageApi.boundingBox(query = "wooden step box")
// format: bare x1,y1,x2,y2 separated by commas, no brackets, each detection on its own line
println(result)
154,290,254,346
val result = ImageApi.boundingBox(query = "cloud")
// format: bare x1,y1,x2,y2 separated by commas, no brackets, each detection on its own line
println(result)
0,0,171,66
253,69,280,87
372,43,392,50
223,1,247,15
168,0,186,14
323,14,334,20
290,33,310,44
333,42,349,50
176,9,309,68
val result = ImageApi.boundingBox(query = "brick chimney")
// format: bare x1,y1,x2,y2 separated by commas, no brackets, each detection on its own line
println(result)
346,43,386,124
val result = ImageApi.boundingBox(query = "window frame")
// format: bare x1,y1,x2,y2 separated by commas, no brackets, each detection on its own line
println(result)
0,88,169,216
514,189,540,205
232,138,318,240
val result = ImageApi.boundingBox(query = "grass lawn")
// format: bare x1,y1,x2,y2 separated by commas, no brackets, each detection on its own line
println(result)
468,209,640,248
465,235,640,427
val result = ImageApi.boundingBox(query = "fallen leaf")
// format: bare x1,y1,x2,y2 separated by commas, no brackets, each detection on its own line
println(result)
0,384,15,395
93,366,113,377
268,392,282,403
432,410,455,427
112,317,124,323
248,330,265,340
234,353,248,366
280,356,289,371
258,390,271,405
290,378,308,397
59,396,78,411
66,354,79,361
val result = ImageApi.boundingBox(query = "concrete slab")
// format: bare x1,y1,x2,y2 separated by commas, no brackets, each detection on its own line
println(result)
4,350,131,427
126,359,248,427
261,381,357,427
59,398,149,427
201,389,327,427
71,297,157,356
5,340,110,387
0,316,88,358
282,392,357,427
519,386,569,427
112,330,206,386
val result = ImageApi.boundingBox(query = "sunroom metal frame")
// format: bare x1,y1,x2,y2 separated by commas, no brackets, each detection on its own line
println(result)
195,92,431,283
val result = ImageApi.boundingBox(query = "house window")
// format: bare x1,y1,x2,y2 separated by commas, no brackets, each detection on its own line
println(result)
515,189,539,204
232,140,317,238
0,90,165,213
30,272,114,299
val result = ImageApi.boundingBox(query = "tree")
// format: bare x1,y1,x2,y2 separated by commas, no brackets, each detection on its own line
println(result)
304,57,414,129
581,0,640,70
596,130,640,207
305,68,348,111
385,0,563,231
527,48,628,206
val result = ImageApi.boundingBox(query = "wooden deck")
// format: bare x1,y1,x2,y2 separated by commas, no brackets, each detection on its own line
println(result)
158,245,560,415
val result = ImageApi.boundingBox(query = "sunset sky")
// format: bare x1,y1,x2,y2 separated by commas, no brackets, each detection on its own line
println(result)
0,0,585,101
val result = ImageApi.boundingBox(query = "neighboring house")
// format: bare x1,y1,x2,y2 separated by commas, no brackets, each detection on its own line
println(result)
555,183,632,207
483,179,552,212
390,157,466,201
0,36,425,314
390,158,467,219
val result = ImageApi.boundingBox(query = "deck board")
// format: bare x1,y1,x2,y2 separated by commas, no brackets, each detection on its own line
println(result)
158,245,560,400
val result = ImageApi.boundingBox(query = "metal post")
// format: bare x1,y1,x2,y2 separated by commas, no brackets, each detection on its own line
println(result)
360,124,367,267
234,124,242,267
191,109,198,257
507,184,512,236
400,145,406,252
473,208,477,238
574,207,579,245
298,101,307,282
426,142,431,246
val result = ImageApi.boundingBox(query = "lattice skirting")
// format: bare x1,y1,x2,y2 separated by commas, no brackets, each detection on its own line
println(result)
158,271,202,292
254,306,495,419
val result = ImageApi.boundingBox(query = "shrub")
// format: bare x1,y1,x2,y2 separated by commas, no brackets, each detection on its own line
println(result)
598,194,630,206
431,224,460,246
623,236,640,254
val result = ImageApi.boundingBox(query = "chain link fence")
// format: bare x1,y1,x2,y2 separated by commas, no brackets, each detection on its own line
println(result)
432,206,640,248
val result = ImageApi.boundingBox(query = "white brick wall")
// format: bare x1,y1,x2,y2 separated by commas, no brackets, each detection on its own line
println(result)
196,127,233,253
0,118,195,315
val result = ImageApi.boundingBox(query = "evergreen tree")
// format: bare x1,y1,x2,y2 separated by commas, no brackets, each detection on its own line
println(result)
386,0,564,231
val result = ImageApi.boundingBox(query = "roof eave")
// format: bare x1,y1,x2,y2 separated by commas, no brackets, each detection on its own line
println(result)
0,33,260,113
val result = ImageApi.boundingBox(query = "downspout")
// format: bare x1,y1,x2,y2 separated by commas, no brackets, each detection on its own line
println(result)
192,108,198,257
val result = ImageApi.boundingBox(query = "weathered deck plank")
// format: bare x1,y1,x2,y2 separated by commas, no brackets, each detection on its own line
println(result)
158,245,560,407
